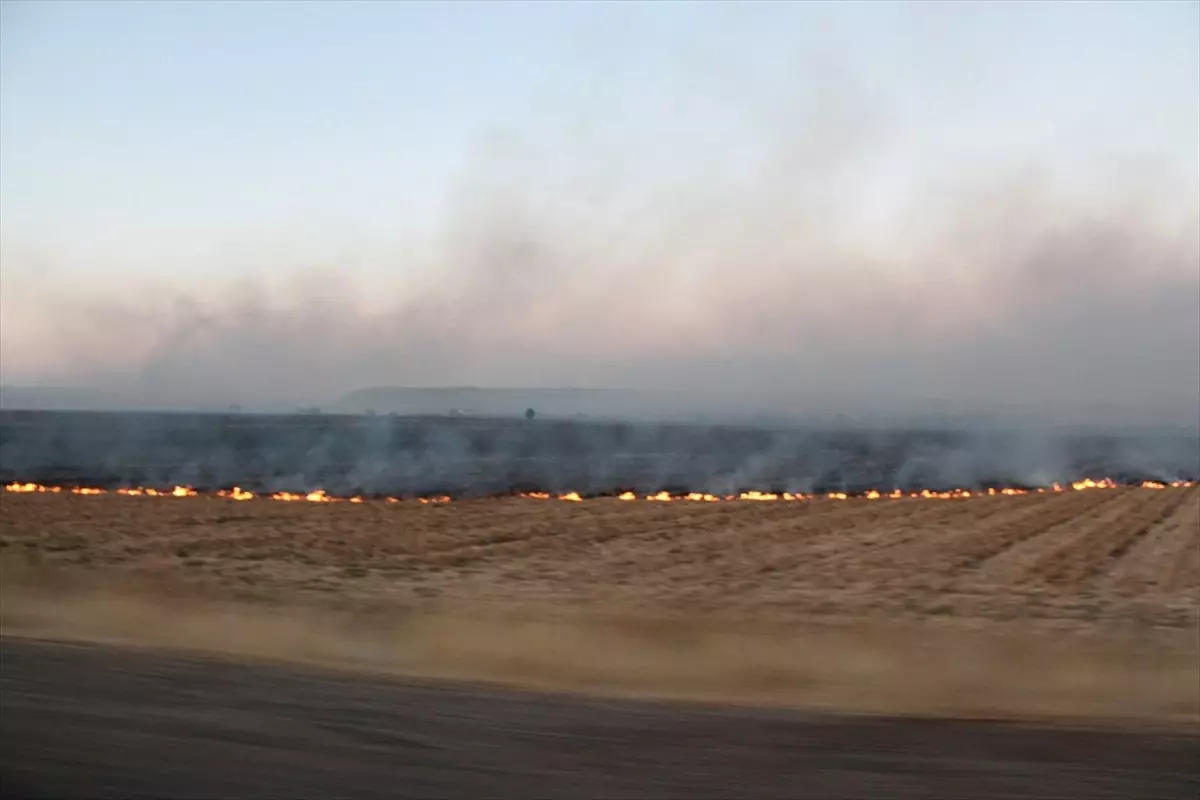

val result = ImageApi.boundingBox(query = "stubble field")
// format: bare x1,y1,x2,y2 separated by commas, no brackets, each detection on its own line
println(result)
3,486,1198,627
3,486,1199,723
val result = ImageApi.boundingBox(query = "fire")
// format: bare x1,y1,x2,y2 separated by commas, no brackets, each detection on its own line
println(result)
3,482,55,494
3,478,1196,506
1136,480,1190,490
1071,478,1117,491
519,491,582,501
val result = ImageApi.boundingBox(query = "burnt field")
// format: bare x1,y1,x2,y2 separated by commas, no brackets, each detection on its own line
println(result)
1,410,1197,496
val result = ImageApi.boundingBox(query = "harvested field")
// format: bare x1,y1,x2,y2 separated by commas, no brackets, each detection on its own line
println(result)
2,486,1198,630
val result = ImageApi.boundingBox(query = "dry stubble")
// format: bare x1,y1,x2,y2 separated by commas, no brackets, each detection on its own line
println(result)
1,488,1198,723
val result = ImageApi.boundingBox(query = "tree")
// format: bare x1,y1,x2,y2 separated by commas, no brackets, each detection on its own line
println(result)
524,408,536,421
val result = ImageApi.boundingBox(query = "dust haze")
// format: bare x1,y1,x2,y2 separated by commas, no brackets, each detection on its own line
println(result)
2,33,1198,430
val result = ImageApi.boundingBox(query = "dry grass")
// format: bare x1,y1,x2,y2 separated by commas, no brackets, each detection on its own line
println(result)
3,488,1197,629
2,488,1198,724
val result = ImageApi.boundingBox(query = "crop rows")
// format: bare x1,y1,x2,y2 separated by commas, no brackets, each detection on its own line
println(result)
2,487,1197,630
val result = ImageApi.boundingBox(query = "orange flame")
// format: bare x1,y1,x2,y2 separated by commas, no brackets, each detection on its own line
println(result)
1071,477,1117,491
3,478,1196,505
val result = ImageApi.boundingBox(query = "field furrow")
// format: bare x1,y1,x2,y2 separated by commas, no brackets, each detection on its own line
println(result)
1067,490,1199,587
1163,491,1200,594
409,498,912,573
3,488,1197,632
1096,488,1200,596
803,493,1071,579
999,490,1189,588
545,496,1003,596
939,490,1131,585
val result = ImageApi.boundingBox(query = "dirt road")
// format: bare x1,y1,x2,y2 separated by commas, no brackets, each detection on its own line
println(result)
2,636,1196,800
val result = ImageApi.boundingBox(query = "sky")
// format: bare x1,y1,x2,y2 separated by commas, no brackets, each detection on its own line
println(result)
1,0,1198,425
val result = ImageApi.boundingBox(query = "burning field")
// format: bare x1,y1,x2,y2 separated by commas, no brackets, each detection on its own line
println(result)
3,477,1199,724
0,466,1197,740
4,410,1198,498
3,478,1197,630
3,413,1199,722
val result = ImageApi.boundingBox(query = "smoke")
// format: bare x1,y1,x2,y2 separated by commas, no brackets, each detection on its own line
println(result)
1,11,1198,431
1,412,1198,496
5,155,1196,427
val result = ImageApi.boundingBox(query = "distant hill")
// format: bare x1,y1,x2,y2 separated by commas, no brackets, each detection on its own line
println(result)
334,386,642,418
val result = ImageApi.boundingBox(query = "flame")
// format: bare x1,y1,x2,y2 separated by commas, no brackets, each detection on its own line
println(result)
4,478,1196,506
1071,477,1117,491
3,482,56,494
520,491,583,501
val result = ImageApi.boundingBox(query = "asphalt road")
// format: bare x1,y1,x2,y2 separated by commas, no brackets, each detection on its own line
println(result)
2,636,1197,799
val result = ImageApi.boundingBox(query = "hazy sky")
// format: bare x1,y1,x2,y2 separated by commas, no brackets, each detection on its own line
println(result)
1,0,1198,423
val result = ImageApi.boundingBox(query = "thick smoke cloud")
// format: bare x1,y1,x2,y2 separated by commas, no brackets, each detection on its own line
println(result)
2,413,1197,496
6,160,1196,429
1,9,1197,496
1,28,1197,431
